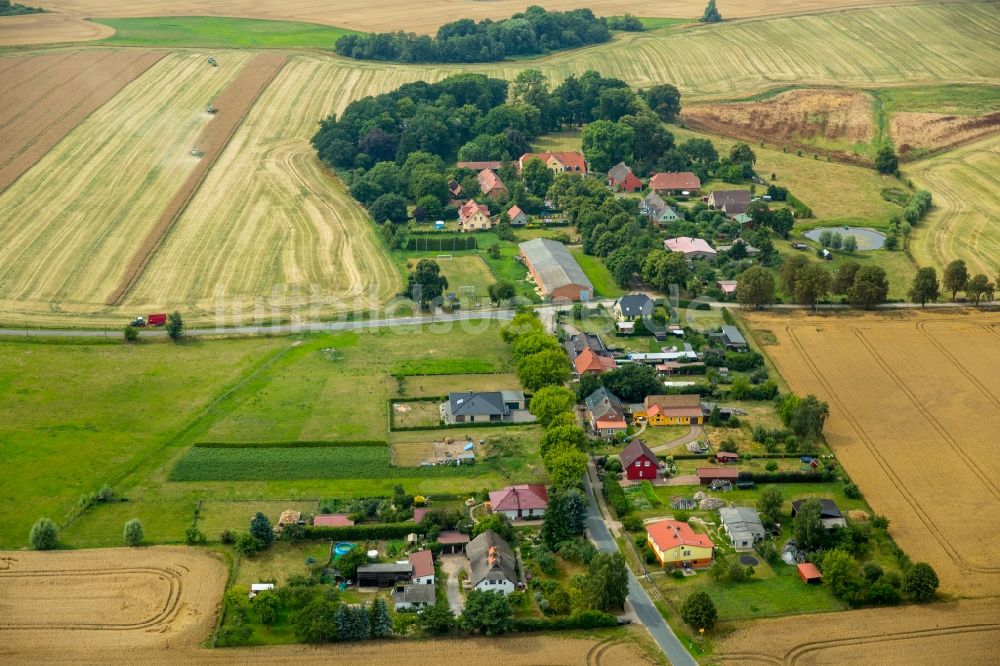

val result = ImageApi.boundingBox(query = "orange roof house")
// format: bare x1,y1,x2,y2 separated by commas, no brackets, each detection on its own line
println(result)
641,394,705,426
477,169,508,198
458,199,493,232
646,519,715,568
650,172,701,195
519,151,587,174
574,348,617,376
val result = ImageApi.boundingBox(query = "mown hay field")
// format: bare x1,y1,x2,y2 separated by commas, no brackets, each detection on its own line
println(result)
715,597,1000,665
0,12,113,47
906,133,1000,277
742,310,1000,596
37,0,919,34
0,49,166,192
123,56,410,323
0,51,251,325
0,547,226,656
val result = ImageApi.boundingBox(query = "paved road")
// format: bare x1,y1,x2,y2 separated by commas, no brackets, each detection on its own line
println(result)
582,466,697,666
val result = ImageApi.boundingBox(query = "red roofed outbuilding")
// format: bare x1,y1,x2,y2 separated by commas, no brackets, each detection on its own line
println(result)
488,484,549,520
798,562,823,584
574,347,617,376
697,467,739,484
650,172,701,196
409,549,435,584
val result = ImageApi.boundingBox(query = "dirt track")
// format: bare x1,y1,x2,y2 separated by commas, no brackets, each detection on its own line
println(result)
106,52,288,306
0,49,165,192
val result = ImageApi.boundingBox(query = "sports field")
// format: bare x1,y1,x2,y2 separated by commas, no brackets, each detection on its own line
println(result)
743,310,1000,596
907,134,1000,277
34,0,920,35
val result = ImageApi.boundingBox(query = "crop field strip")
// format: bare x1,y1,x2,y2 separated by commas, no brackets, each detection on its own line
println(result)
0,12,114,47
125,57,412,320
108,52,288,306
744,311,1000,594
0,51,252,322
907,134,1000,277
0,50,166,192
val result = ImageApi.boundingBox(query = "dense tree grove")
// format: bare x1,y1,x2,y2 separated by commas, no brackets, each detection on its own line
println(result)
335,8,617,63
0,1,44,16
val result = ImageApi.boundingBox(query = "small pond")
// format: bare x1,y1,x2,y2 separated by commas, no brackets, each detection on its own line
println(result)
804,226,886,250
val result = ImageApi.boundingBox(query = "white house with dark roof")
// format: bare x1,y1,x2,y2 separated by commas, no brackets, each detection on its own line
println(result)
467,530,517,595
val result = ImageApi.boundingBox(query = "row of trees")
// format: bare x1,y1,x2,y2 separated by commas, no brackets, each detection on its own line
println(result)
334,7,615,63
910,259,997,306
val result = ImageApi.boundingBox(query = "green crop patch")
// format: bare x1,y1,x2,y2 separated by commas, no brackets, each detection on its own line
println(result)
169,445,483,481
96,16,358,49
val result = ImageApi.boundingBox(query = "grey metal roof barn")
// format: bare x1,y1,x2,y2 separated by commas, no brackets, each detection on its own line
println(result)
519,238,593,296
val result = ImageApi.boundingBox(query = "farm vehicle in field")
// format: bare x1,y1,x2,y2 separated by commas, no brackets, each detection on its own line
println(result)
129,313,167,328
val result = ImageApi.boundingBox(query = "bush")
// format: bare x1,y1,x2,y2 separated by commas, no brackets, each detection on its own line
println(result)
621,515,644,532
29,518,58,550
123,325,139,342
843,482,861,499
185,526,207,545
902,562,939,602
220,529,236,544
234,532,264,556
680,591,717,630
123,518,144,546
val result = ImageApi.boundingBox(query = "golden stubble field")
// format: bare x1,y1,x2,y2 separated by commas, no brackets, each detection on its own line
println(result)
0,545,650,664
743,309,1000,594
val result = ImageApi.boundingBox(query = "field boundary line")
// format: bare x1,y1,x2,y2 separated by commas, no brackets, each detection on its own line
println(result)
852,327,1000,501
783,323,997,574
106,53,289,306
916,320,1000,410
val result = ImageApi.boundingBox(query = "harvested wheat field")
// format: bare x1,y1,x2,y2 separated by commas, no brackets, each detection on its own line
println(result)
36,0,915,34
0,12,113,46
0,51,251,323
893,111,1000,157
0,49,166,192
714,597,1000,665
124,56,411,323
682,89,876,162
0,546,226,657
907,133,1000,277
109,52,288,306
742,310,1000,596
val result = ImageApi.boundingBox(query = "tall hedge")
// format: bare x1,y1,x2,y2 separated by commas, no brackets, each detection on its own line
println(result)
302,522,421,540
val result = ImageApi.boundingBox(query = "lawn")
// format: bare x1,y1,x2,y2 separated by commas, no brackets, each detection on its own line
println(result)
391,400,441,429
0,336,286,548
60,500,196,548
570,248,625,299
96,16,356,48
873,84,1000,116
640,425,692,448
394,372,521,398
410,254,495,307
234,541,334,587
196,500,321,541
390,426,546,479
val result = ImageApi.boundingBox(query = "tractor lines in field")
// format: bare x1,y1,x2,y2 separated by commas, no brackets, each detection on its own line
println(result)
851,328,1000,500
107,53,288,306
915,320,1000,410
783,323,993,575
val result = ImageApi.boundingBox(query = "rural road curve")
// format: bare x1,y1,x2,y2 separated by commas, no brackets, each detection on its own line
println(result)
583,463,697,666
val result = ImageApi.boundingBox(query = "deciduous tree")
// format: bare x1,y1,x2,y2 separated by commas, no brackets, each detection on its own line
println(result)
793,263,831,310
681,591,718,629
29,517,58,550
166,311,184,341
735,266,775,309
902,562,939,602
756,487,783,529
123,518,144,546
943,259,968,300
846,265,889,309
461,590,513,636
908,267,939,306
586,552,629,611
487,280,516,306
408,259,449,306
966,273,991,305
642,84,682,122
529,386,577,427
701,0,722,23
874,145,898,174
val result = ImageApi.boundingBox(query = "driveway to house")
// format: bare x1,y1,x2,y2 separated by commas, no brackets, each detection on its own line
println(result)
649,425,703,454
583,461,697,666
438,554,467,615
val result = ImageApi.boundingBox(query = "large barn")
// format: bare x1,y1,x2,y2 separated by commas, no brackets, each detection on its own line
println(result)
518,238,593,302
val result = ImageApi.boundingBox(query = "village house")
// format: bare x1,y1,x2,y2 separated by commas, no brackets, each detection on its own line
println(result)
467,530,518,595
640,192,680,224
649,171,701,196
573,347,617,376
392,583,436,611
716,280,739,299
489,484,548,520
564,332,606,361
706,189,751,217
613,293,653,322
458,199,493,232
442,391,529,424
477,169,508,198
718,506,766,551
519,151,587,174
519,238,593,302
585,387,628,438
639,394,705,426
607,162,643,192
457,160,503,171
620,438,660,481
646,519,715,569
664,236,717,260
448,179,463,198
791,499,847,530
506,204,528,226
408,549,435,585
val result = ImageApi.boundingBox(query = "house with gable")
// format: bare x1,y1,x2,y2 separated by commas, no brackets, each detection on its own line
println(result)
586,387,627,438
467,530,517,595
489,484,548,520
649,171,701,196
620,438,659,481
442,391,529,424
477,169,508,198
519,151,587,174
506,204,528,226
664,236,717,260
707,189,751,217
458,200,493,232
646,519,715,569
607,162,643,193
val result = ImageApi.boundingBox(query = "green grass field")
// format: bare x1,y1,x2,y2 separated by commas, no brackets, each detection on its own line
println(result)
570,247,625,298
873,84,1000,116
60,500,196,548
96,16,356,48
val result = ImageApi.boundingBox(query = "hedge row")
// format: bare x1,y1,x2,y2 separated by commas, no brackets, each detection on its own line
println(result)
193,440,386,449
742,470,833,483
302,522,421,540
512,611,619,632
787,193,813,218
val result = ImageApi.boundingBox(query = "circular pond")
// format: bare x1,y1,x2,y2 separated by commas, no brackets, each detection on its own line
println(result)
804,226,886,250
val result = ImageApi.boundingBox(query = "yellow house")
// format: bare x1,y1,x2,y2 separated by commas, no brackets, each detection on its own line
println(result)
640,395,705,426
458,200,493,232
646,519,715,569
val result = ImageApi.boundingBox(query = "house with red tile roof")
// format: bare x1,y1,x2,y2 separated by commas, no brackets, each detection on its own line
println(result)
519,151,587,174
573,347,617,376
646,519,715,569
409,549,435,585
650,172,701,196
457,161,503,171
458,199,493,232
477,169,508,198
586,387,628,438
506,204,528,226
313,514,354,527
488,484,548,520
